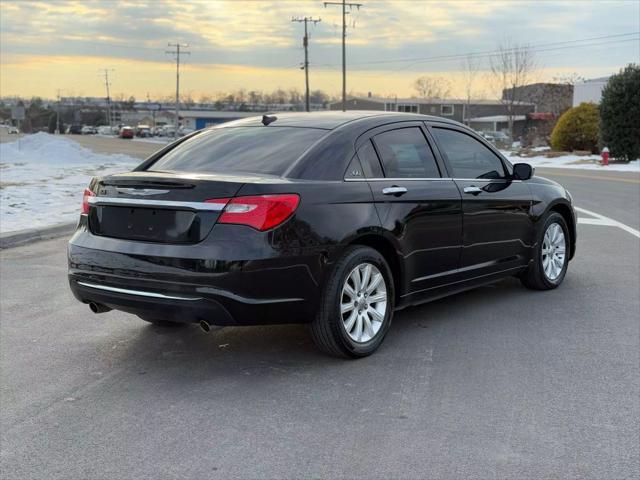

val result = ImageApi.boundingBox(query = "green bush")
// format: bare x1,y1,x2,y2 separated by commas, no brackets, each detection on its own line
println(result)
550,102,599,153
600,64,640,161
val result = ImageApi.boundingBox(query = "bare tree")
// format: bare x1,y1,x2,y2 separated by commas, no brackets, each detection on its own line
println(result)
490,40,537,138
413,76,451,100
461,54,481,125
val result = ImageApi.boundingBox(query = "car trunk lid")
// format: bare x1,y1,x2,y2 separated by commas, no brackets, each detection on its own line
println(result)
88,171,248,243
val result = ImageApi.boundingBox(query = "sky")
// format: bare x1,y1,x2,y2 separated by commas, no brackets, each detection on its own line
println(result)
1,0,639,101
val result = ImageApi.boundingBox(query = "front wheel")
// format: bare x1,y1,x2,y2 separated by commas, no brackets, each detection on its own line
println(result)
310,246,395,358
521,212,570,290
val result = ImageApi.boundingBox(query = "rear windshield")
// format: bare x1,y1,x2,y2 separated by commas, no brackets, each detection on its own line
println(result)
147,127,326,175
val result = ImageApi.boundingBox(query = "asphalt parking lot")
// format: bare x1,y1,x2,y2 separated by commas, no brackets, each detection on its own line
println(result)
1,137,639,479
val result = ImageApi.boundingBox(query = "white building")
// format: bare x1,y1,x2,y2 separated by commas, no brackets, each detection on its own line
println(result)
573,77,609,106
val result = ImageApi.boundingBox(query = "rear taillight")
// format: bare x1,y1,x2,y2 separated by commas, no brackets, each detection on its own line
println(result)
82,188,95,214
207,194,300,231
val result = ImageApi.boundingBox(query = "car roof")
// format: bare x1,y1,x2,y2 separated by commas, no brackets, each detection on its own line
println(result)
211,110,460,130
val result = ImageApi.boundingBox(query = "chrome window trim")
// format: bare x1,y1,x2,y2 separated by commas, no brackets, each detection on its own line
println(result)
88,196,226,211
77,281,202,301
344,177,518,182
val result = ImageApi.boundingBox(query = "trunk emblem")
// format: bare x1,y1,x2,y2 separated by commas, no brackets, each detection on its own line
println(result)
116,188,170,196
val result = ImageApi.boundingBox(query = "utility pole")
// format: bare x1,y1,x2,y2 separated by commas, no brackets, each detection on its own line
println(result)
291,16,321,112
56,89,62,134
324,0,363,111
100,69,113,131
166,42,190,139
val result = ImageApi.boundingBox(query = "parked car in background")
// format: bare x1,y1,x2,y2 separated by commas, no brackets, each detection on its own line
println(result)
483,130,510,148
119,126,134,139
7,126,19,134
135,125,152,137
67,124,83,135
69,112,577,358
97,126,114,135
81,125,97,135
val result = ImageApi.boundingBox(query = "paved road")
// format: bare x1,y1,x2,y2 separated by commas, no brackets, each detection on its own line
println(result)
1,169,639,479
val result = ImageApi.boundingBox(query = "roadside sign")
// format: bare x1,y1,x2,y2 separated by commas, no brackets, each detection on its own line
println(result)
11,106,25,120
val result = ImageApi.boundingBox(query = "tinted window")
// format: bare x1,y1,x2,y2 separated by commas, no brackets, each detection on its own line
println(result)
373,127,440,178
356,140,383,178
149,127,326,175
432,128,506,179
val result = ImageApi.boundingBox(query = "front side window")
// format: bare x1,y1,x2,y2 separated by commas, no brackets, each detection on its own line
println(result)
148,127,326,176
432,127,506,179
373,127,440,178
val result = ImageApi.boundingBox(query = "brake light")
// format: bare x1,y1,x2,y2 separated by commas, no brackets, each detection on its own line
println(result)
82,188,95,214
211,194,300,231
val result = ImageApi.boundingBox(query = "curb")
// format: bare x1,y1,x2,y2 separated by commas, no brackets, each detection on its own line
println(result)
0,222,76,249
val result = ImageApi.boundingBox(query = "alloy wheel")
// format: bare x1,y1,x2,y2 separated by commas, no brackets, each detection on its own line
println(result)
542,222,566,281
340,262,388,343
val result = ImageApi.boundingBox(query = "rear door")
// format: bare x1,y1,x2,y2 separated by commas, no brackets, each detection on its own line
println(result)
356,123,462,295
428,124,533,275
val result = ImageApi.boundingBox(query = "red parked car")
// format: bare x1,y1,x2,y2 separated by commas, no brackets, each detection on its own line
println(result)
119,126,134,139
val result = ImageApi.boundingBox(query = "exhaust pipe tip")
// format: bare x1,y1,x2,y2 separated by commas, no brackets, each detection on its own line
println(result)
88,302,112,314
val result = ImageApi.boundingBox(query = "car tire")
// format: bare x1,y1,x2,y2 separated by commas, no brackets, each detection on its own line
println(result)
138,316,187,327
310,245,395,358
521,212,570,290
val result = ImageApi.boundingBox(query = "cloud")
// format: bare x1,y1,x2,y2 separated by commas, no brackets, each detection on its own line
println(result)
1,0,638,98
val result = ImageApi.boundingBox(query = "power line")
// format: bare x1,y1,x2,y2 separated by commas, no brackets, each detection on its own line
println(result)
324,0,363,111
165,42,190,139
328,36,640,82
291,16,322,112
348,31,640,67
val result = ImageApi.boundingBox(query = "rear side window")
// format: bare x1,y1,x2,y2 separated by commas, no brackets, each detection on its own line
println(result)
356,140,384,178
372,127,440,178
432,128,506,179
148,127,326,175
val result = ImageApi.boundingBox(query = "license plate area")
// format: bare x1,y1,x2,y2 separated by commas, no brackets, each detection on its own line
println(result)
90,206,204,243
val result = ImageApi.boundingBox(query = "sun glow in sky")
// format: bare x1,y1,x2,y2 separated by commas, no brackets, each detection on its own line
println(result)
1,0,639,100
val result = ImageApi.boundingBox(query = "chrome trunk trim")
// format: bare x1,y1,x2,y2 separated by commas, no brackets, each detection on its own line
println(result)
88,196,226,211
77,281,202,301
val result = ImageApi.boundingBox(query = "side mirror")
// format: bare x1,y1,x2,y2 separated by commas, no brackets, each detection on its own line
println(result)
513,163,533,181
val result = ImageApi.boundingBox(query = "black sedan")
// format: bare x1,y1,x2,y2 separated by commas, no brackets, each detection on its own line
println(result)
68,112,576,357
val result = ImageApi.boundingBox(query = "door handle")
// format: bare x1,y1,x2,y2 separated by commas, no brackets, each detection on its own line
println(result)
463,186,482,195
382,186,408,196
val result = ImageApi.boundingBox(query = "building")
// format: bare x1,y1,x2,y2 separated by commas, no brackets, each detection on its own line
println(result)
502,83,573,116
176,110,255,130
330,95,535,135
573,77,610,106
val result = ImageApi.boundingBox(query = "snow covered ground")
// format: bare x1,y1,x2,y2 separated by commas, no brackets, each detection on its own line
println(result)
501,151,640,172
1,133,139,233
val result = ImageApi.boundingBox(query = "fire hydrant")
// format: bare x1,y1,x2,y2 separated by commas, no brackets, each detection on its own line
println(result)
601,147,610,166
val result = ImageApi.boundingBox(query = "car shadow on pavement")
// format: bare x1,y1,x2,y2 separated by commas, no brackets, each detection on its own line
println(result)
100,276,544,383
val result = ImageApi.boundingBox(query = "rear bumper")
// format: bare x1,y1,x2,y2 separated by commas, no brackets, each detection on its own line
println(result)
68,218,328,325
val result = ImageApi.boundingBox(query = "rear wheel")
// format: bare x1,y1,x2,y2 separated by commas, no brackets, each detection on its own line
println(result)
310,246,395,358
521,212,570,290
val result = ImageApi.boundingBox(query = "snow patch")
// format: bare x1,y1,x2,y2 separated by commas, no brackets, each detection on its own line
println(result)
501,151,640,172
1,133,139,233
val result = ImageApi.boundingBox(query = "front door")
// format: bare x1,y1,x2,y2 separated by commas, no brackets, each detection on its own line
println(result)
356,123,463,295
429,125,533,276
